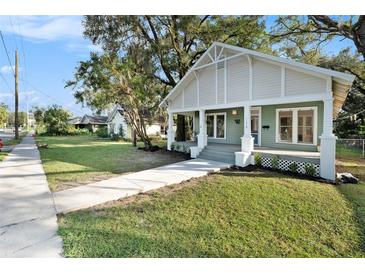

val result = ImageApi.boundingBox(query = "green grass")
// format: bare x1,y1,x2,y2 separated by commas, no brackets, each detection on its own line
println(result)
37,135,186,192
337,144,364,159
0,152,8,161
58,170,365,258
3,131,28,146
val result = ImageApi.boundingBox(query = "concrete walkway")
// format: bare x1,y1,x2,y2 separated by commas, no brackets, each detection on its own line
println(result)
0,135,62,257
54,159,231,214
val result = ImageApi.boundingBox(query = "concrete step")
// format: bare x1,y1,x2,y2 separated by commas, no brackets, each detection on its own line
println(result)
199,150,234,159
198,154,235,164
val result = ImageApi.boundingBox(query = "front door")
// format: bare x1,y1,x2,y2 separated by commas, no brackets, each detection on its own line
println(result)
251,107,261,146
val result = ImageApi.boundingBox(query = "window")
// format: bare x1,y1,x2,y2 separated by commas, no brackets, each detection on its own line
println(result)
278,111,293,142
206,113,226,139
276,107,317,145
217,61,225,69
298,110,314,144
206,115,214,137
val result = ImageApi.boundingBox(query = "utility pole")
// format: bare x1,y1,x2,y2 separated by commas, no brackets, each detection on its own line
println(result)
14,49,19,139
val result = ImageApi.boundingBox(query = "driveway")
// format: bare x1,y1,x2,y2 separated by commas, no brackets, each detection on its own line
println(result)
0,135,62,257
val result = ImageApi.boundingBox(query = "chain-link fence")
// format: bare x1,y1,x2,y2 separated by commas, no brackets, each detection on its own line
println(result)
337,138,365,159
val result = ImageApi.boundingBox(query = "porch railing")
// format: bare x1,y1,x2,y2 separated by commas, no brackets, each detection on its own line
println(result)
337,138,365,159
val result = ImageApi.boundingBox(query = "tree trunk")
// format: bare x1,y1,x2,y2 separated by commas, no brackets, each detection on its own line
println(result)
132,129,137,147
175,114,185,142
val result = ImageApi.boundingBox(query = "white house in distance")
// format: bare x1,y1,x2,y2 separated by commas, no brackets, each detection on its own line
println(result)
107,105,164,138
160,42,355,181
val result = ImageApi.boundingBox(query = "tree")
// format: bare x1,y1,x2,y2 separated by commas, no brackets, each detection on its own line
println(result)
271,16,365,60
0,103,9,128
67,52,161,149
43,105,70,135
72,16,271,146
32,106,45,126
271,16,365,137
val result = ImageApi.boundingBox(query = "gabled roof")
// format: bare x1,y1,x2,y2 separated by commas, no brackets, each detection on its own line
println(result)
80,114,108,125
68,117,82,125
106,105,125,123
160,41,356,107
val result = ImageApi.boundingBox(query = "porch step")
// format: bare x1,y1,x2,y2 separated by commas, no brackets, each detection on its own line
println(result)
197,145,238,164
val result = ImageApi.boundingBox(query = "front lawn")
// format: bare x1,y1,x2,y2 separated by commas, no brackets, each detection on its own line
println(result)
0,152,8,161
58,169,365,258
37,135,186,192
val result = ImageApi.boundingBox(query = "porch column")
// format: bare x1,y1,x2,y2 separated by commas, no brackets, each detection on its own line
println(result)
320,97,337,181
241,104,254,153
167,112,175,151
197,109,207,149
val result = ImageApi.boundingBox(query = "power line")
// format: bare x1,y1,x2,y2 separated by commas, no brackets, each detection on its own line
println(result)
21,79,87,116
0,30,15,77
0,71,13,93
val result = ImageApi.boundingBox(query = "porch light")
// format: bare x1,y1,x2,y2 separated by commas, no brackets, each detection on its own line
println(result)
232,109,237,115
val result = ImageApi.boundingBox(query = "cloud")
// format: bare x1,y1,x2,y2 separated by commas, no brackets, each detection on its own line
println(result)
0,16,83,42
0,65,23,74
0,92,13,98
65,41,103,55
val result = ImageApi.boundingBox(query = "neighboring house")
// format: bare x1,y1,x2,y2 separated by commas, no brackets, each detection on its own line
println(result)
107,105,165,138
160,42,355,181
107,106,131,138
69,114,108,132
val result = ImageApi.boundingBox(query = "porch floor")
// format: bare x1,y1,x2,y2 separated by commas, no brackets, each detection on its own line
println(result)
174,141,320,164
253,147,320,159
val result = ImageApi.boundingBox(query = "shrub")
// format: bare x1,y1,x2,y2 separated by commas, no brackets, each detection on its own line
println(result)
304,164,316,177
118,125,125,138
171,142,176,151
66,126,90,136
254,153,262,167
288,162,298,173
95,126,108,138
110,134,122,141
271,155,280,170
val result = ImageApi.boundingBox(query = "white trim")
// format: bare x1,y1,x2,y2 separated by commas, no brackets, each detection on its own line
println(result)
251,106,261,146
217,47,224,60
215,62,218,104
224,58,227,104
192,52,247,71
206,112,227,140
275,106,318,146
207,52,214,62
281,66,285,97
194,71,200,107
182,88,185,108
247,55,253,101
169,93,327,114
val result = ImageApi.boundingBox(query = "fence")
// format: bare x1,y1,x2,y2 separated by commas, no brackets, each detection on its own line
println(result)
337,138,365,159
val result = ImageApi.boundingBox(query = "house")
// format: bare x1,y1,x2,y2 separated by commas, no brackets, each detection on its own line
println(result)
107,105,131,138
107,105,165,138
69,114,108,132
160,42,355,181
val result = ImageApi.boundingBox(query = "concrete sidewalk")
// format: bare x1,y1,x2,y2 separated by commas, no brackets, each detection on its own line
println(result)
0,135,63,257
54,159,231,214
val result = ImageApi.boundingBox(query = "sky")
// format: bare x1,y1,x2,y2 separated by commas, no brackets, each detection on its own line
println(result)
0,16,356,117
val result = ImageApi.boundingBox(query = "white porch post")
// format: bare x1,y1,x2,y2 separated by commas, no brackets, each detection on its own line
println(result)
167,112,175,151
197,109,207,149
320,97,337,181
241,104,254,153
235,104,254,167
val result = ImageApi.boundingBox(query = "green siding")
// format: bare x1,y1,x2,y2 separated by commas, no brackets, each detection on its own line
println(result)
194,107,244,145
193,101,323,151
260,101,323,152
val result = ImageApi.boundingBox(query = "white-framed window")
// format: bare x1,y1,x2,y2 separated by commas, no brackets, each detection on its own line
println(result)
206,112,226,139
276,106,317,145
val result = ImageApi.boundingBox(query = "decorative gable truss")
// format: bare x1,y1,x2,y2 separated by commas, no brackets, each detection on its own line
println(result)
161,42,355,119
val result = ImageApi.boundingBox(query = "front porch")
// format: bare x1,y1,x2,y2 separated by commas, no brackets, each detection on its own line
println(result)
172,141,320,175
167,100,335,180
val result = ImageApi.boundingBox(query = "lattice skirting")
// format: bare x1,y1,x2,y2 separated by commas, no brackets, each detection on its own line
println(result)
260,156,320,177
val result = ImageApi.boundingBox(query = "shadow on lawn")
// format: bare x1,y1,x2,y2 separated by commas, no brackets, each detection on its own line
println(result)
40,143,186,175
336,183,365,254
